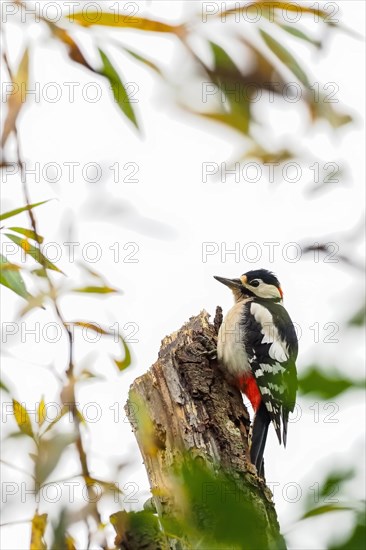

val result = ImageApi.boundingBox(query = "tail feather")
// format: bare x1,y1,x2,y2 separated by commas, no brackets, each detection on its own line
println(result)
282,409,289,447
250,402,271,476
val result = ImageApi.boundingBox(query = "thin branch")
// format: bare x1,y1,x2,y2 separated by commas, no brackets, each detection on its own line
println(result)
0,519,33,528
0,459,36,481
2,20,105,544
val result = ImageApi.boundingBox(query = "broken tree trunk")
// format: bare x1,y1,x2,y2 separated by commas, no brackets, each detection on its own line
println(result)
124,309,285,549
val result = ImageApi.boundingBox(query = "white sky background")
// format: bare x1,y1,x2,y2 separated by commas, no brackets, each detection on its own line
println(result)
1,1,365,549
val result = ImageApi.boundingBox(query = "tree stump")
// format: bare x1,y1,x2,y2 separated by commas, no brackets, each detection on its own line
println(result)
124,309,285,549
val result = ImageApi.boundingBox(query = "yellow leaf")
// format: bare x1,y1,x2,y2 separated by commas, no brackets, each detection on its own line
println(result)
30,513,47,550
0,262,21,271
128,392,160,457
8,227,44,244
2,48,29,147
110,511,128,547
19,292,48,318
20,238,31,253
38,397,46,427
72,321,108,335
49,24,95,72
76,408,86,425
196,109,250,135
5,233,64,273
72,285,118,294
87,477,123,495
12,399,33,437
68,11,183,34
65,535,76,550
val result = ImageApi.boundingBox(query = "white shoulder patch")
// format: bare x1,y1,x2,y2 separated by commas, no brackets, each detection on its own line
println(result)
250,302,289,363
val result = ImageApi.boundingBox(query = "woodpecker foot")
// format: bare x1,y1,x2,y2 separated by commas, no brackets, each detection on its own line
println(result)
196,334,217,360
198,348,217,360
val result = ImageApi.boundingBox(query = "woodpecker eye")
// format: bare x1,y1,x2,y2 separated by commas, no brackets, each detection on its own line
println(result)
250,280,260,287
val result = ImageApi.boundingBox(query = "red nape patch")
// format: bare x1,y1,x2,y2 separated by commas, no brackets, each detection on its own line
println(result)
237,374,262,412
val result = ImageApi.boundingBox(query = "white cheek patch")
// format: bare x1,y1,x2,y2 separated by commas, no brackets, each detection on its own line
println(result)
251,303,289,363
256,284,281,300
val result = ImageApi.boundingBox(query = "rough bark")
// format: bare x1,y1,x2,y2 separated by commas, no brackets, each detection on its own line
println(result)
124,308,285,549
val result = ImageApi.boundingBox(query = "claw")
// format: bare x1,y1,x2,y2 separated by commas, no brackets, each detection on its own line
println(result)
196,334,217,360
197,348,217,359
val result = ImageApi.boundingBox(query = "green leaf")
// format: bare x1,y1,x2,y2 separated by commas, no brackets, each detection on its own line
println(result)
50,509,77,550
279,24,321,48
71,322,131,370
298,367,366,399
0,379,10,393
31,268,48,278
5,233,63,273
8,227,44,244
260,30,310,87
69,12,182,33
0,253,30,299
0,200,50,221
310,99,353,128
77,262,106,281
7,431,30,439
209,41,240,75
123,47,163,76
19,292,47,317
72,285,118,294
164,457,277,548
320,469,355,500
114,338,131,371
206,41,251,134
198,109,250,135
349,305,366,326
329,511,366,550
98,48,139,130
110,511,163,549
79,369,100,381
302,504,354,519
303,468,356,516
42,406,68,435
243,145,293,164
35,433,75,485
13,399,34,438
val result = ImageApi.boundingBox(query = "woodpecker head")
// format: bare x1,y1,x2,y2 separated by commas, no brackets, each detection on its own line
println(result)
214,269,283,302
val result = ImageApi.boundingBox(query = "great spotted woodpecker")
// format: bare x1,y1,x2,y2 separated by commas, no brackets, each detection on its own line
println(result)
214,269,298,476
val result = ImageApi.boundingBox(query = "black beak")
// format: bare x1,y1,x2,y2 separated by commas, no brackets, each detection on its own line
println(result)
214,276,242,290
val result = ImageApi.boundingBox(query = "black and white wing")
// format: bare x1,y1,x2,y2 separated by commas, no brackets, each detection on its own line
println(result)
243,300,298,445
